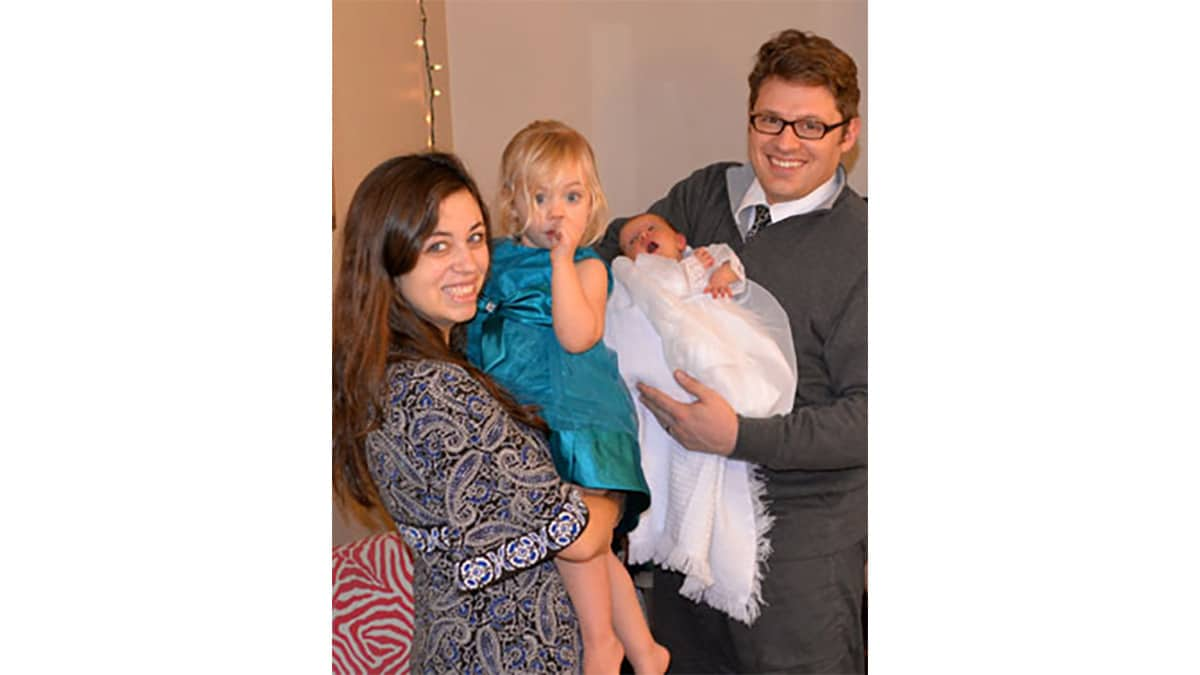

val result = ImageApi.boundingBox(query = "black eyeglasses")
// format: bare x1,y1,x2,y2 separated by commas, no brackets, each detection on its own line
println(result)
749,113,850,140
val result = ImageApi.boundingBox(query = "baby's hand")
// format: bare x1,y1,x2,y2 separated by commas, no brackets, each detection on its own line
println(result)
693,247,716,269
704,262,739,299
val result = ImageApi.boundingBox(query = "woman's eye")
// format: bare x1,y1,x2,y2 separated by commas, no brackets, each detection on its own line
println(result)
534,194,546,205
566,192,582,204
468,232,485,244
426,241,447,253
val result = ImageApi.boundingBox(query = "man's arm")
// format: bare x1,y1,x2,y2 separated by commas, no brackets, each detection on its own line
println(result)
735,269,867,470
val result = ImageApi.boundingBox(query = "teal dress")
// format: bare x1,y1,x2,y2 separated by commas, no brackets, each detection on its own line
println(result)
466,239,650,532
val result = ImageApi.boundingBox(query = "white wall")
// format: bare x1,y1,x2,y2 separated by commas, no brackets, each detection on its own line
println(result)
445,0,867,220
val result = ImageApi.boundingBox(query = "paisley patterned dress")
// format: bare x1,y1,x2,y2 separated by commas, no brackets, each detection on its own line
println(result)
366,358,589,674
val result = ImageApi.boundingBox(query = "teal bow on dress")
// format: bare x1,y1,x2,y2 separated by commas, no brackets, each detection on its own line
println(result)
477,285,553,373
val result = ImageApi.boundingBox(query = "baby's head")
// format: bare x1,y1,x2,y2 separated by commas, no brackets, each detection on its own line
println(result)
494,120,609,248
619,213,687,261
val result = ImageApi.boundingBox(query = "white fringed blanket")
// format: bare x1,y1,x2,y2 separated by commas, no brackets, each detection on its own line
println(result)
604,255,797,624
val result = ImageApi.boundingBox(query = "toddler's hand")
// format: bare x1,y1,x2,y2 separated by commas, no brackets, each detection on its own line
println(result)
693,247,716,269
549,218,584,260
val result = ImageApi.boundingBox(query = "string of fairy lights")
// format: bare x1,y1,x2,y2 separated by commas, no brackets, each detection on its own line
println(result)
415,0,443,150
336,0,443,231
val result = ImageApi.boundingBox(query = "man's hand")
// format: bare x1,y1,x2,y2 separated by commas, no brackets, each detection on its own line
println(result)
636,370,738,455
703,262,739,299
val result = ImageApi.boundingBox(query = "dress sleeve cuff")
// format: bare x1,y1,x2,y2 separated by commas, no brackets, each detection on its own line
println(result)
449,488,590,592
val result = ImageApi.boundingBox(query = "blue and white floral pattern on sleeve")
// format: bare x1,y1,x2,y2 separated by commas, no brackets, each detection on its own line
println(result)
455,492,587,591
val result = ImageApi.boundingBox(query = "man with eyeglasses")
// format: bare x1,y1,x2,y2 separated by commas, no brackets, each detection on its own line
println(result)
598,29,866,674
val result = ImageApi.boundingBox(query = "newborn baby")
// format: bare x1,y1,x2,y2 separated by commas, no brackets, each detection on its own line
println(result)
618,212,744,299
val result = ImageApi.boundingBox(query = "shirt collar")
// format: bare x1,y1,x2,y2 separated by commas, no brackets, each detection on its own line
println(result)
733,165,846,234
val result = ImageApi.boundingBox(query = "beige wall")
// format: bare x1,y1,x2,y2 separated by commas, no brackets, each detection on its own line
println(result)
332,0,454,547
333,0,454,275
445,0,867,220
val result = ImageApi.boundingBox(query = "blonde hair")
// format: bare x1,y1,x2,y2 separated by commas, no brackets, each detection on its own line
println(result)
494,120,609,247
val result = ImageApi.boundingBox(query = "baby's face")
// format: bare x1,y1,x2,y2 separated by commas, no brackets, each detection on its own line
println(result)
619,214,686,260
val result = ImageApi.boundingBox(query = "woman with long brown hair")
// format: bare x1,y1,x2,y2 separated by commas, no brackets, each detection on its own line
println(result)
333,152,610,673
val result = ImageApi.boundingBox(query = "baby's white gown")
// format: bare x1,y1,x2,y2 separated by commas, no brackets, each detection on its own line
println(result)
604,249,797,624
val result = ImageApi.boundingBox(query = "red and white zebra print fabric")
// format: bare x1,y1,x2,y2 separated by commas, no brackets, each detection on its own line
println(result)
332,532,415,674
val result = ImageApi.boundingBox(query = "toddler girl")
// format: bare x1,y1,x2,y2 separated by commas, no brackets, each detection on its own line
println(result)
466,120,668,675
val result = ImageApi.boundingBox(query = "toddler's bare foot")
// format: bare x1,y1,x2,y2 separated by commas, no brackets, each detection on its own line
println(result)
583,633,624,675
630,642,670,675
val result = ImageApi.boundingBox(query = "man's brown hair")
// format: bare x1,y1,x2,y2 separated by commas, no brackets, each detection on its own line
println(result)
748,29,860,123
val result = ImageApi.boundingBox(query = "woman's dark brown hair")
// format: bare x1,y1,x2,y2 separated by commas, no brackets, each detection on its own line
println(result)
332,152,545,527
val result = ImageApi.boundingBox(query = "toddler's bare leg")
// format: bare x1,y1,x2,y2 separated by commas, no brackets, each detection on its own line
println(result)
554,491,624,674
607,552,670,675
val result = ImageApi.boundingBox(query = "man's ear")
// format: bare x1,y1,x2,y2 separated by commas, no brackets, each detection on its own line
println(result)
839,117,862,153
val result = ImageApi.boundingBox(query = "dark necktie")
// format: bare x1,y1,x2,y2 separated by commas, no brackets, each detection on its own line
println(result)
746,204,772,240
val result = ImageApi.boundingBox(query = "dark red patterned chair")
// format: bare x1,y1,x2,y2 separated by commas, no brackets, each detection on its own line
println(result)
332,532,415,674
